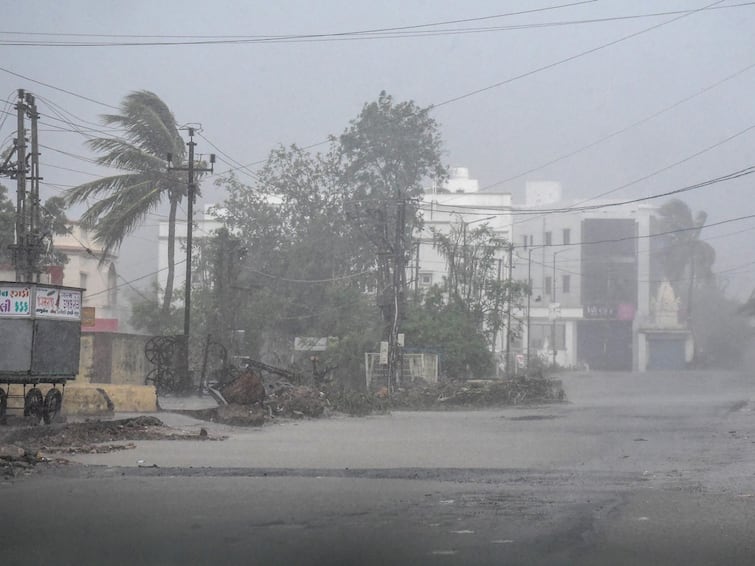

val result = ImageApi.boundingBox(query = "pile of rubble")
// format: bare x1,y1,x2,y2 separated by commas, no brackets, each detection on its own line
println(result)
389,377,565,409
1,416,220,478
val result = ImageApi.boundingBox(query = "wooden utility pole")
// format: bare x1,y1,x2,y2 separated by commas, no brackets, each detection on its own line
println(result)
167,128,214,391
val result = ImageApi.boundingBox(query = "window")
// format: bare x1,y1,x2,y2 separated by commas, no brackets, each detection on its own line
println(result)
79,272,88,290
545,276,552,296
563,228,571,245
562,274,571,294
522,235,528,249
419,273,433,287
545,231,552,246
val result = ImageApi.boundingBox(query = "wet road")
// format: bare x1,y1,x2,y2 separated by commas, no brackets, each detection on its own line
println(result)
2,371,755,565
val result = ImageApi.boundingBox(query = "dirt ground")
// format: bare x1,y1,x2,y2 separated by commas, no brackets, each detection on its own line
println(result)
0,415,224,479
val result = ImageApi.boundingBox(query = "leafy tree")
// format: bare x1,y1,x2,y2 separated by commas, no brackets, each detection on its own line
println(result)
655,198,716,316
432,221,528,353
216,148,379,384
403,286,493,378
0,184,69,268
65,91,192,320
339,91,447,383
0,183,16,264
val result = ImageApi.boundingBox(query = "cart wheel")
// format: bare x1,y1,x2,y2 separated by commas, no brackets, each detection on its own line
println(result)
145,368,160,386
24,388,44,422
43,389,63,424
145,336,175,365
0,388,7,418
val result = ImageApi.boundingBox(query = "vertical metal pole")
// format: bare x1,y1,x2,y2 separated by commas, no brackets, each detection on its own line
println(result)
526,248,533,371
552,251,557,366
15,90,26,282
28,93,40,282
505,243,513,376
184,128,196,385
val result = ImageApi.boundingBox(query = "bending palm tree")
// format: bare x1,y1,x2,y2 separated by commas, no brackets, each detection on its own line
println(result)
66,91,188,319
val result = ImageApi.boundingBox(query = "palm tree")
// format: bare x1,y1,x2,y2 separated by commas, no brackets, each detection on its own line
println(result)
66,91,188,319
656,198,716,316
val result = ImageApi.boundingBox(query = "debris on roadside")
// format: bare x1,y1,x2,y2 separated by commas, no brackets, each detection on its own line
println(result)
220,368,266,406
0,415,225,477
388,377,565,409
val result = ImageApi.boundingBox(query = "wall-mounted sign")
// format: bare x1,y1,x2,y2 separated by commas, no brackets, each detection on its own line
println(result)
35,287,82,319
0,286,31,316
584,304,617,319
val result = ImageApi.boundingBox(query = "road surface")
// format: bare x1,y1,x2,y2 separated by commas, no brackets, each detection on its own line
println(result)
2,370,754,565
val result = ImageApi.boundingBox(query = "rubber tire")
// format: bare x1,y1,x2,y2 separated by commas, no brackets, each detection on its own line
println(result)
43,388,63,425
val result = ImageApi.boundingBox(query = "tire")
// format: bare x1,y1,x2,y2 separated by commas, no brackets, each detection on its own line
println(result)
24,388,44,423
43,388,63,424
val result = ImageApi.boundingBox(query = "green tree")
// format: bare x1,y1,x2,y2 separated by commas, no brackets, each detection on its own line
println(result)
339,91,447,324
655,198,716,315
432,221,527,351
339,91,447,385
65,91,190,320
0,183,16,264
403,286,493,378
216,147,379,385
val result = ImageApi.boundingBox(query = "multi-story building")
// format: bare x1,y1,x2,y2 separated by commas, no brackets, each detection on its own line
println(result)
511,181,687,371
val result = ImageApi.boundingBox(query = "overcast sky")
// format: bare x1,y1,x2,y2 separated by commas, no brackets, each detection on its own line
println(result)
2,0,754,298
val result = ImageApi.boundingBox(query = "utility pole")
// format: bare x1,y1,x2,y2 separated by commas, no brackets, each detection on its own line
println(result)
167,127,214,391
387,197,406,390
504,242,514,377
0,90,43,282
526,247,534,372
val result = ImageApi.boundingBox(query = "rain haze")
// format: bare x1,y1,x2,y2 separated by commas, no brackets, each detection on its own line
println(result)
2,1,755,565
2,0,755,296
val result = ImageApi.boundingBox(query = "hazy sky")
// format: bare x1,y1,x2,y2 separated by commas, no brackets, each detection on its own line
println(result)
2,0,754,297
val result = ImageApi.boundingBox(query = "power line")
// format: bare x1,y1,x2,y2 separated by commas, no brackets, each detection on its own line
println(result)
5,2,755,47
478,60,755,191
432,0,725,108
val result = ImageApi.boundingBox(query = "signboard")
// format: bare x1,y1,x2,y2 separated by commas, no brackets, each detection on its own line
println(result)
0,285,31,317
81,306,96,327
397,333,405,347
379,341,389,364
35,287,82,319
294,337,328,351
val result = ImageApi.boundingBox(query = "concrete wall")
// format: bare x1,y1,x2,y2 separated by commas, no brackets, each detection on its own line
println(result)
78,332,151,386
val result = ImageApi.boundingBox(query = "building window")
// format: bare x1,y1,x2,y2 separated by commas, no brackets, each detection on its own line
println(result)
522,235,528,249
419,273,433,287
545,276,552,296
562,274,570,294
545,231,552,246
79,272,88,290
563,228,571,245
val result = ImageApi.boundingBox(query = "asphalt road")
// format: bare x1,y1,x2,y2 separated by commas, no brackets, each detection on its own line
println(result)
2,370,754,565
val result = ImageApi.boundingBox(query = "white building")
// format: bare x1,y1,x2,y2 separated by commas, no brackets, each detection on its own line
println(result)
157,204,225,297
510,182,682,371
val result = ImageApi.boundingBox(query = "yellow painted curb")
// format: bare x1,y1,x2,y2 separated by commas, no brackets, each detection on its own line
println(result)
4,383,158,415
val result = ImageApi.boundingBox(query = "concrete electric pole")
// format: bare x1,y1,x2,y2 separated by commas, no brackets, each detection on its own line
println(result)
167,127,215,391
